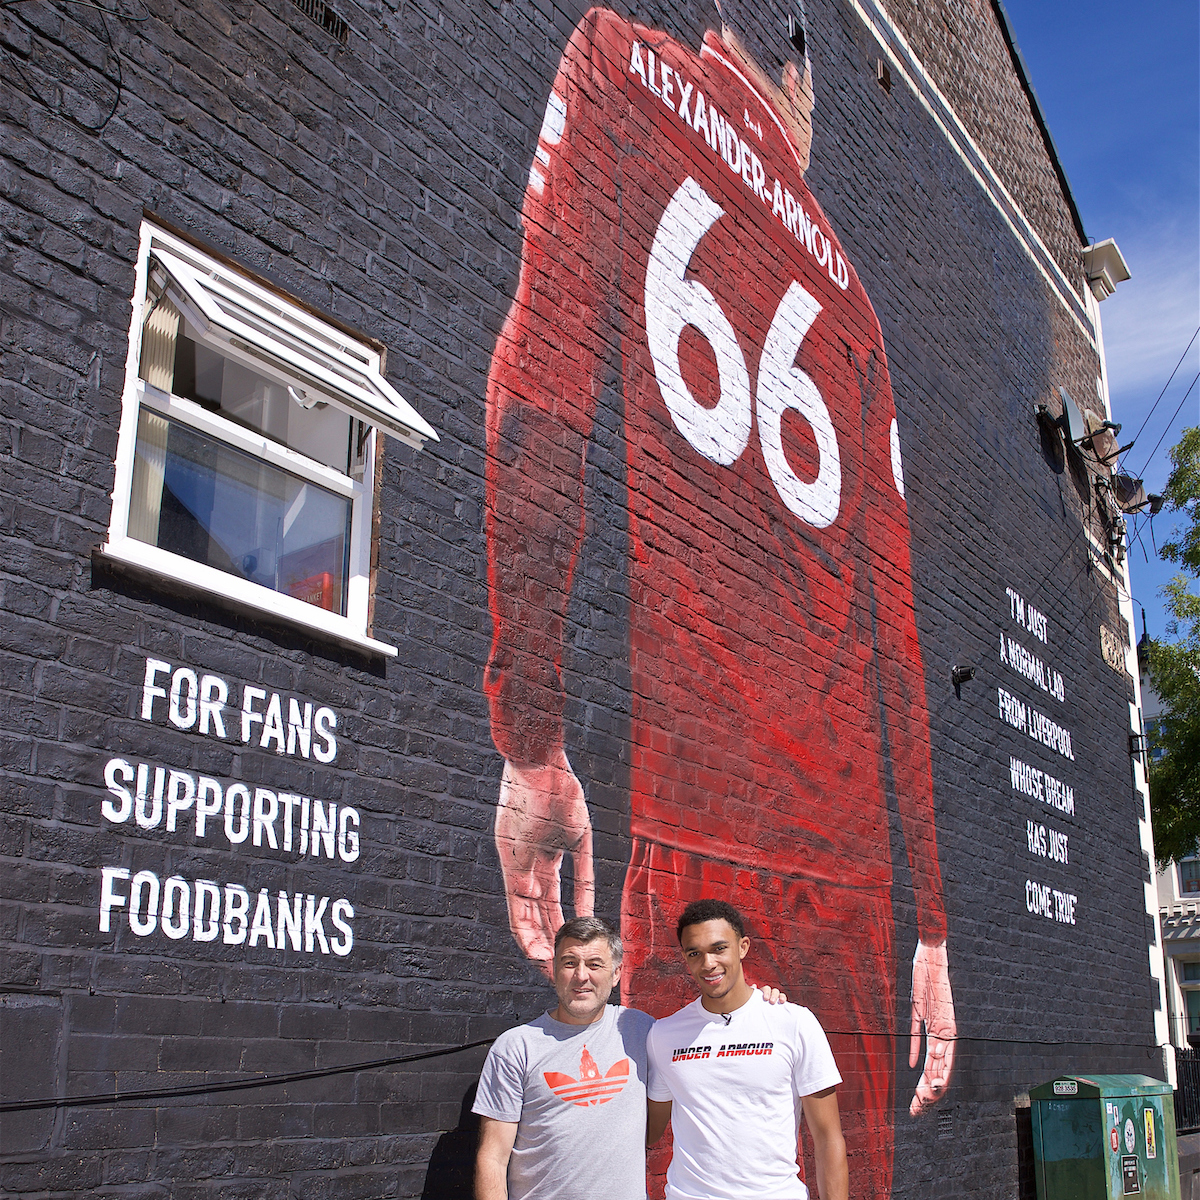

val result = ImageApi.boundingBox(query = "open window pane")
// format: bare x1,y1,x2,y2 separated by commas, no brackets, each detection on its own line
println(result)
147,247,437,448
139,296,354,474
129,410,352,615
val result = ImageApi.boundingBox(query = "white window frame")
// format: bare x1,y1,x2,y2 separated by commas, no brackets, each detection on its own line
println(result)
101,222,436,657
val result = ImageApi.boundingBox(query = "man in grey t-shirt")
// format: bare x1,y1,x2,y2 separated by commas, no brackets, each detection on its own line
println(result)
474,917,654,1200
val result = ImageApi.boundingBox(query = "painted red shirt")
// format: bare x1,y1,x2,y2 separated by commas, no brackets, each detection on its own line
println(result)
484,8,947,943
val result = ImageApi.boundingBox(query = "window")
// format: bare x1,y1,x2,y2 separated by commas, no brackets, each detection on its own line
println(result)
1145,718,1167,763
1188,989,1200,1036
103,222,436,655
1182,962,1200,983
1181,860,1200,895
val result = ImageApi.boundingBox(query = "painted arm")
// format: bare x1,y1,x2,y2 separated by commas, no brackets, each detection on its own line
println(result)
494,753,594,968
475,1116,519,1200
908,940,955,1115
486,322,596,970
483,11,621,969
800,1087,848,1200
855,336,955,1113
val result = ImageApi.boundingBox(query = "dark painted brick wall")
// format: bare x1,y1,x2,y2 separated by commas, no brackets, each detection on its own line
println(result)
0,0,1157,1195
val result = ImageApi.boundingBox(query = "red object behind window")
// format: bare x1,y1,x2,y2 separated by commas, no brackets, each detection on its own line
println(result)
290,571,334,611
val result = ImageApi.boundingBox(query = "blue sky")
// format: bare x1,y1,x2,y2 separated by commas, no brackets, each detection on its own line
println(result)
1002,0,1200,641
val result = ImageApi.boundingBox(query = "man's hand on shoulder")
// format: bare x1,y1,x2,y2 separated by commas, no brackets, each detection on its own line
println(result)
908,939,956,1116
751,984,788,1005
495,752,595,973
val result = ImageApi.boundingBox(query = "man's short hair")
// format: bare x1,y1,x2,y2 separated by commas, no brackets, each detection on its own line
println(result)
676,899,747,942
554,916,623,963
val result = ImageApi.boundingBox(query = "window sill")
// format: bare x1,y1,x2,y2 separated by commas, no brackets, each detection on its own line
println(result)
96,539,398,659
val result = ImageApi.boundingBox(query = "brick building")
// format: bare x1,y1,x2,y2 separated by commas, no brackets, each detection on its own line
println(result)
0,0,1165,1195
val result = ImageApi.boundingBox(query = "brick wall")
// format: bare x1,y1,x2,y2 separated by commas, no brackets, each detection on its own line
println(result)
0,0,1156,1196
881,0,1086,287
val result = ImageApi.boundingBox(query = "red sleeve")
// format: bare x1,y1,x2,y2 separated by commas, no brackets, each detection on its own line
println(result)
857,324,949,946
483,9,627,766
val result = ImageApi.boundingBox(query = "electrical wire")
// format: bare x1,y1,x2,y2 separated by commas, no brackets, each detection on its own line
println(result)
1024,479,1117,626
1128,516,1151,565
0,0,148,17
1129,370,1200,484
0,0,148,134
1118,326,1200,470
1019,514,1089,621
0,1030,1167,1114
0,1036,499,1115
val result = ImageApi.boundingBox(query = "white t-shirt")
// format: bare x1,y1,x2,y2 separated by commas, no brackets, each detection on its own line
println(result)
646,991,842,1200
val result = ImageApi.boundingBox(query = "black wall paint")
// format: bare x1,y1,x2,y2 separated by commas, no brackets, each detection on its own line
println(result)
0,0,1157,1195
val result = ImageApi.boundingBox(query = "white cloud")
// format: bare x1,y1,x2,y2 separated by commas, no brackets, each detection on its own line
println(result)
1100,217,1200,401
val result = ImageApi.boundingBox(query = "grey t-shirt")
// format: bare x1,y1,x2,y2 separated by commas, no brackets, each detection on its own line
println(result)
473,1004,655,1200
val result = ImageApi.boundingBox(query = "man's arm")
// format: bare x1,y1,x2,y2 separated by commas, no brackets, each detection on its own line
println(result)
800,1087,848,1200
475,1116,519,1200
646,1099,672,1146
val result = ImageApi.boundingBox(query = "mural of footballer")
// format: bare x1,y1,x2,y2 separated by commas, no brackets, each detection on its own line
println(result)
482,2,956,1192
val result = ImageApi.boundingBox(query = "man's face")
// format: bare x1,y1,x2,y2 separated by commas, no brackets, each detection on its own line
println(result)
552,937,620,1024
679,919,750,1002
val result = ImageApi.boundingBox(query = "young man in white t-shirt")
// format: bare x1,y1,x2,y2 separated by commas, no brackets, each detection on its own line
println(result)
646,900,849,1200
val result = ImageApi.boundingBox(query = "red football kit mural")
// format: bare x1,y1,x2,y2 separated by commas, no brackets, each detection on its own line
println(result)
484,8,956,1194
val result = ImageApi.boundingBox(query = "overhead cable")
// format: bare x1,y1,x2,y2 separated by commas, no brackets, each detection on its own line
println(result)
1118,325,1200,469
1130,370,1200,483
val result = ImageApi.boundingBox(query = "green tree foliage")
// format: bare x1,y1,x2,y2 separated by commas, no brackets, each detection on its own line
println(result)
1148,427,1200,867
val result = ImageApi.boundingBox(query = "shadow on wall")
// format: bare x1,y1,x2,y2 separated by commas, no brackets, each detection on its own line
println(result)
422,1084,480,1199
1015,1101,1037,1200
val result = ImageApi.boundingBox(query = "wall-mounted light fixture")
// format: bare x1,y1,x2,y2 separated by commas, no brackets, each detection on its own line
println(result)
951,664,975,698
1129,733,1146,758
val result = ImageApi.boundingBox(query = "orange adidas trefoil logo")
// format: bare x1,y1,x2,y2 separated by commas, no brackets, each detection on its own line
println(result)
544,1046,630,1106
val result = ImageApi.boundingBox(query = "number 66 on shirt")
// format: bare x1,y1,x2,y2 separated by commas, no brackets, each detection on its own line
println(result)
645,175,842,530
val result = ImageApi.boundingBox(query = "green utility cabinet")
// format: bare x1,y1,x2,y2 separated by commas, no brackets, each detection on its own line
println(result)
1030,1075,1180,1200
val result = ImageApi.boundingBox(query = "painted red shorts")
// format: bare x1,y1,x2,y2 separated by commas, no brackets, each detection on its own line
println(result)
621,837,897,1200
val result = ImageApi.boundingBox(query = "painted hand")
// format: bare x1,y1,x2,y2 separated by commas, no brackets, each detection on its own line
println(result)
909,940,956,1116
495,751,595,975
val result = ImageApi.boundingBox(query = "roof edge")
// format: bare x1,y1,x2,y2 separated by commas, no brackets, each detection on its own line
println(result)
989,0,1089,246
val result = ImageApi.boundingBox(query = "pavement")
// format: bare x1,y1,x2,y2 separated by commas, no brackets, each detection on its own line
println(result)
1180,1132,1200,1199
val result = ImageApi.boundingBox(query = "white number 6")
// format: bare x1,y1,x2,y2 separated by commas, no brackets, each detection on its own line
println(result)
645,177,753,466
645,177,842,528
